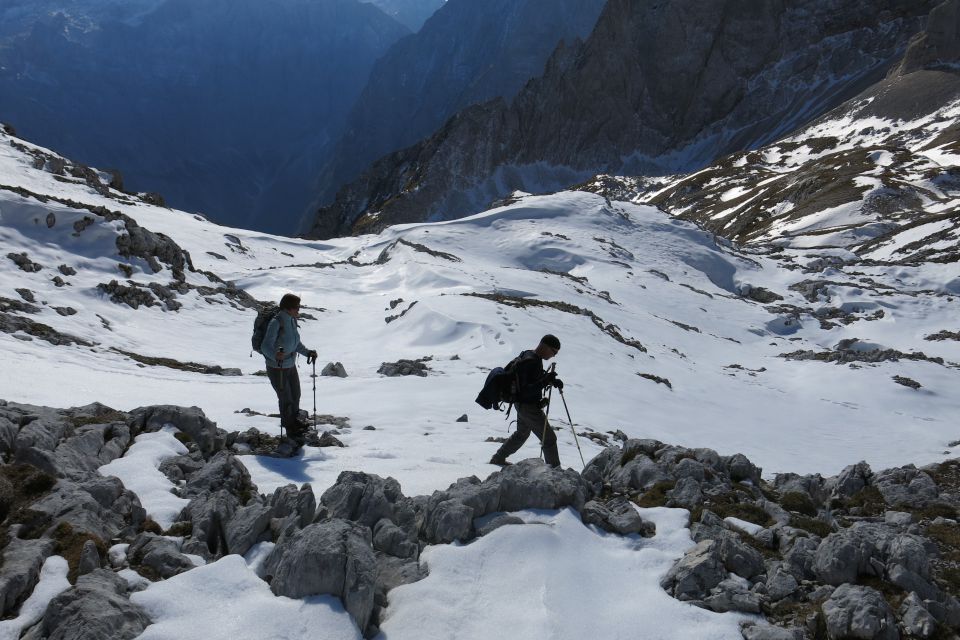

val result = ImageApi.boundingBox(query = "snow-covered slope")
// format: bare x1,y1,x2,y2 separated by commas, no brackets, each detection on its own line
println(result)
2,118,959,638
2,124,957,491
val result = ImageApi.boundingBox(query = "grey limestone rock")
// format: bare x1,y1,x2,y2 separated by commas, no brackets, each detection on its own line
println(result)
373,518,418,558
319,471,411,529
30,477,145,542
821,584,898,640
725,453,761,484
181,451,254,499
703,576,761,613
494,459,590,513
126,534,194,579
0,532,55,616
765,564,800,602
268,519,378,634
872,465,939,508
225,501,274,557
899,592,938,638
660,539,727,601
128,405,223,459
422,498,474,544
666,476,704,508
178,490,239,559
475,513,525,537
740,624,805,640
580,497,655,536
830,461,872,499
321,362,348,377
77,539,101,576
41,569,151,640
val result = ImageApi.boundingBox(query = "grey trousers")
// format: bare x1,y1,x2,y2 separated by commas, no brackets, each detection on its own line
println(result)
494,403,560,467
267,366,302,434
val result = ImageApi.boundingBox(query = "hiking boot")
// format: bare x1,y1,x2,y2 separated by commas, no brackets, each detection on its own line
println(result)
489,454,511,467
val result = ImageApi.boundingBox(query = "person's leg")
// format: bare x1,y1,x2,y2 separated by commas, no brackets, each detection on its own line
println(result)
519,405,560,467
491,410,532,463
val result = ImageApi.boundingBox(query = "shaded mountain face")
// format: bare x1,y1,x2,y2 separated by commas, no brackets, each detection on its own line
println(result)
0,0,409,235
360,0,446,31
306,0,607,230
306,0,938,239
582,0,960,265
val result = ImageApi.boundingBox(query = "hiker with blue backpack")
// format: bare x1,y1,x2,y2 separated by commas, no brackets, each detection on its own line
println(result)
487,334,564,468
256,293,317,448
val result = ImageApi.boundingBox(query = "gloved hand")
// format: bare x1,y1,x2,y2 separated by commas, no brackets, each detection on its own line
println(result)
552,378,564,390
307,350,318,364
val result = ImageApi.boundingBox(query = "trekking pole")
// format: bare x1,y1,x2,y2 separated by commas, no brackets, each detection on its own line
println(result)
277,348,285,439
557,387,586,468
539,363,555,461
310,356,317,431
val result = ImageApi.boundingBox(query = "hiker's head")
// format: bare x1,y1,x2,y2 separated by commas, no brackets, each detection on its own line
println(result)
279,293,301,316
536,334,561,360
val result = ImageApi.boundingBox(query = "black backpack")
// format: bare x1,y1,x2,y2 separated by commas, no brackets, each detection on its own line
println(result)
251,304,281,353
475,351,532,411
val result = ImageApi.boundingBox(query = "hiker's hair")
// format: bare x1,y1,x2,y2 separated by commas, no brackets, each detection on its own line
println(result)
540,334,561,350
279,293,301,311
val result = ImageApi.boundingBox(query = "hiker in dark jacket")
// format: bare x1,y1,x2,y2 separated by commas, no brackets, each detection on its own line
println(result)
489,334,563,467
260,293,317,446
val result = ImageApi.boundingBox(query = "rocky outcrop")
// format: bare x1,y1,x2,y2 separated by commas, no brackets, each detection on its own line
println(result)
3,399,958,640
584,438,960,638
897,0,960,74
307,0,936,237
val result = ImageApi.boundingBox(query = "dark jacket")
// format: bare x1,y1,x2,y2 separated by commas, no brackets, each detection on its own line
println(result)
514,350,552,404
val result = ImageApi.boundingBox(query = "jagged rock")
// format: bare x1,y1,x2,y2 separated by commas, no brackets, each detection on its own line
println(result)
268,519,377,634
77,539,100,576
690,513,765,580
180,451,255,498
128,405,224,459
725,453,761,484
373,518,418,558
126,534,194,579
178,490,238,560
30,476,145,541
7,252,43,272
898,0,960,74
821,584,898,640
765,564,800,602
830,461,873,499
475,513,525,537
660,539,726,601
872,465,939,508
422,498,474,544
456,414,468,423
740,624,805,640
225,501,274,557
782,536,819,581
666,476,704,508
317,431,345,447
703,576,761,613
157,453,205,484
581,497,655,536
321,362,348,377
495,459,590,513
0,531,55,616
899,592,938,639
377,359,430,377
319,471,411,529
813,522,932,588
41,569,150,640
883,510,912,526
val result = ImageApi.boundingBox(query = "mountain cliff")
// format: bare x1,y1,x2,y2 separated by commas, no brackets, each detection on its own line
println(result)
307,0,607,229
306,0,938,238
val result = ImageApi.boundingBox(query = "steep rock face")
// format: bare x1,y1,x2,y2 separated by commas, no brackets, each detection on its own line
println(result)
308,0,607,226
0,0,409,235
307,0,936,238
897,0,960,73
